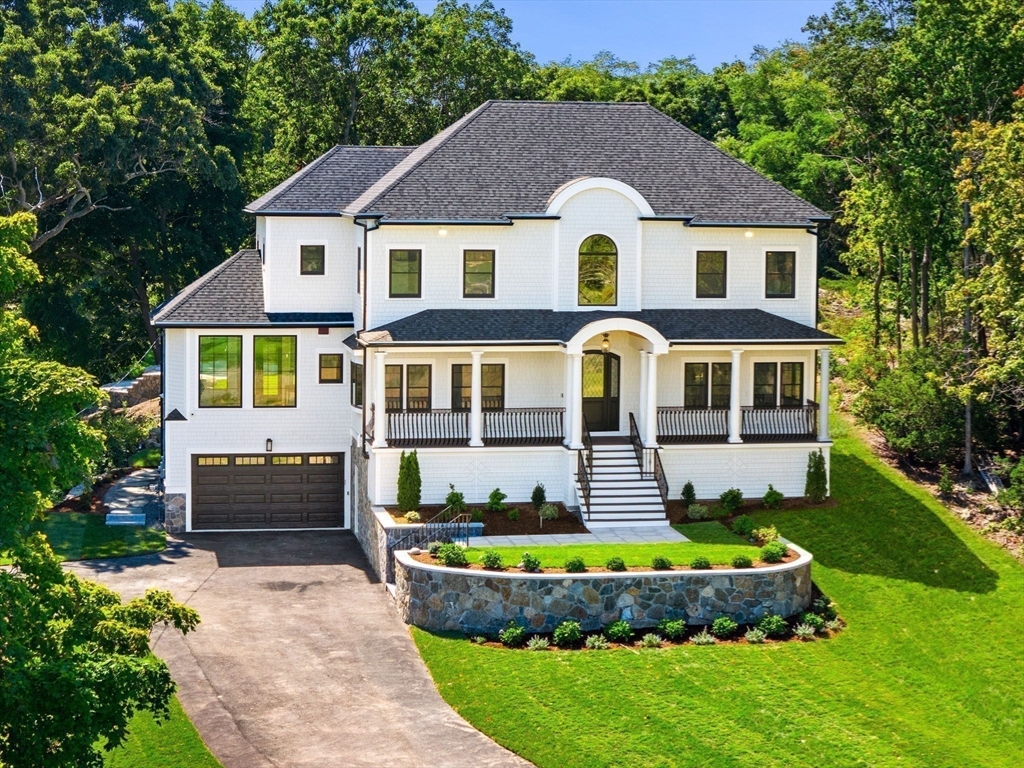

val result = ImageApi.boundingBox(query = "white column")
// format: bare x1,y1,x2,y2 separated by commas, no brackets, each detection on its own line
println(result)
470,350,484,447
563,353,573,445
637,351,649,441
372,350,388,448
818,348,830,441
728,349,742,443
569,352,584,449
644,352,659,447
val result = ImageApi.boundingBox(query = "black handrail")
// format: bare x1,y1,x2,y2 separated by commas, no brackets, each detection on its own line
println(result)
580,413,593,477
628,412,644,471
577,448,591,516
652,448,668,506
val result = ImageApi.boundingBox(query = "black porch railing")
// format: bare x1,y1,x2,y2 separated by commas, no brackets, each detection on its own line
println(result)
385,407,565,448
577,414,594,514
388,410,469,447
657,407,729,443
657,402,818,443
483,408,564,445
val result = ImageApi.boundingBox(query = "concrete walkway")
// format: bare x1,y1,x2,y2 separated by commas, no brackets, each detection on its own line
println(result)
67,532,529,768
104,468,163,526
470,525,688,549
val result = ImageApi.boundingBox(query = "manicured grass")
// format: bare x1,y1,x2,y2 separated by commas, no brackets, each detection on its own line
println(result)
129,447,162,468
104,696,220,768
414,418,1024,767
1,512,165,564
469,522,756,568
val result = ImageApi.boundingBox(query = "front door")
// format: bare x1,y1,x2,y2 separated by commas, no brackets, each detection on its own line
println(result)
582,351,620,432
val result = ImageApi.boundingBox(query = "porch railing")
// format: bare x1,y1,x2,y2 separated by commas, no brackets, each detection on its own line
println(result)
657,402,818,443
628,412,656,475
384,407,566,448
577,414,594,514
483,408,564,445
652,448,668,506
657,407,729,443
388,410,469,447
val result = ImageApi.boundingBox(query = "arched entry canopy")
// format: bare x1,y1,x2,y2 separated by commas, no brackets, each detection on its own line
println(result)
566,317,669,355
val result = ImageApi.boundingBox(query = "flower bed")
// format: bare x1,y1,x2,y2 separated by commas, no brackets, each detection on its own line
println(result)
386,502,587,535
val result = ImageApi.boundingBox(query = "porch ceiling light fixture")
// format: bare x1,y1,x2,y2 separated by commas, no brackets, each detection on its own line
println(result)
265,438,273,452
744,230,754,238
601,333,611,353
438,228,448,237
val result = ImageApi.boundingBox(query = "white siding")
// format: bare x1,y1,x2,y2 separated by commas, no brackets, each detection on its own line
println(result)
262,216,355,314
660,443,829,500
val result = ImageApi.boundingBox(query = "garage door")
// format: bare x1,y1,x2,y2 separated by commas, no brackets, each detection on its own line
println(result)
191,453,343,530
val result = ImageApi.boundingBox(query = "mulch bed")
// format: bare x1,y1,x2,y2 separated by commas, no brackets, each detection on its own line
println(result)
387,502,589,536
48,470,130,516
665,497,836,526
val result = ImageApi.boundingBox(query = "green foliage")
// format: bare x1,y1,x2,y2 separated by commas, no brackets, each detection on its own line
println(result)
0,535,199,768
657,618,687,641
604,620,633,643
396,451,421,513
731,554,753,569
760,541,788,563
404,511,421,523
445,483,467,515
585,634,610,650
800,612,826,633
744,627,767,644
814,596,839,621
564,555,586,573
753,526,780,545
605,556,627,572
794,623,817,640
680,481,697,507
762,484,784,509
506,508,519,522
481,550,504,570
498,621,526,648
531,482,546,509
525,635,550,651
687,503,710,520
519,551,541,573
538,503,558,529
937,466,955,498
640,633,662,648
552,620,583,648
719,487,744,512
711,616,739,638
470,509,484,523
486,488,507,512
691,629,716,646
427,541,444,556
651,555,672,570
96,412,150,472
129,447,162,469
732,515,755,538
689,556,711,570
435,543,468,568
997,459,1024,510
756,613,788,638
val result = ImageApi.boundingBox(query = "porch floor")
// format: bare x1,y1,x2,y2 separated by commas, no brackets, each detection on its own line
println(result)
468,526,689,548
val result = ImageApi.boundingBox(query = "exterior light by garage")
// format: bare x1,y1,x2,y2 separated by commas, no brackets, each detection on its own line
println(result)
266,438,273,452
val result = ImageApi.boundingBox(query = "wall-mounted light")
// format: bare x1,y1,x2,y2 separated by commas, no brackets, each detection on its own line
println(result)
601,333,611,353
438,228,448,237
744,230,754,238
266,438,273,452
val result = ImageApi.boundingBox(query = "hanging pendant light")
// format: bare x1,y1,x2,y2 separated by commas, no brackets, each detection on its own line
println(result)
601,333,611,353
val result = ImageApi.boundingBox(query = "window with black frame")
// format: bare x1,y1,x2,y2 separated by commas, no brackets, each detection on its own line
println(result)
753,362,777,407
300,245,325,275
253,336,297,407
684,363,709,408
405,365,431,411
711,362,731,408
463,250,495,297
319,354,343,383
695,250,727,298
780,362,804,405
351,362,363,406
765,251,796,298
198,336,242,407
385,365,403,410
452,364,505,411
389,249,421,297
578,234,617,306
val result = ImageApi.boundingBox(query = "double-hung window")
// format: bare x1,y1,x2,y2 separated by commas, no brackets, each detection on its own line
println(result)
351,362,364,406
389,249,421,297
254,336,297,407
684,363,709,408
696,250,727,298
385,364,431,411
452,364,505,411
199,336,242,407
463,250,495,297
765,251,796,298
780,362,804,405
753,363,777,408
385,365,403,411
300,245,325,275
319,354,343,383
752,362,804,407
711,363,731,408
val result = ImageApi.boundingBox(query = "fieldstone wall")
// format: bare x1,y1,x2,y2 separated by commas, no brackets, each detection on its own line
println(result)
164,493,186,533
394,546,813,634
352,440,387,581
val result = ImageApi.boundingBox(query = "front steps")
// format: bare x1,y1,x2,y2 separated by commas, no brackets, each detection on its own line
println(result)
576,445,669,528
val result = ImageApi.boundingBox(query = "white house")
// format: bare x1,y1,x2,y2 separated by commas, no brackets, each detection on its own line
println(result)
153,100,840,534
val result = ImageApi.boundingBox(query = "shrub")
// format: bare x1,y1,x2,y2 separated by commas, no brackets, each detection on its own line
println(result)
711,616,738,638
805,448,828,504
520,551,541,572
719,487,743,512
538,503,558,529
756,613,788,638
396,450,422,512
760,541,787,563
732,514,755,538
427,541,444,556
470,509,484,523
800,612,826,633
752,526,779,545
937,465,955,498
498,622,526,648
445,483,467,515
651,555,672,570
604,620,633,643
681,481,697,507
687,503,710,520
486,488,507,512
762,484,784,509
404,511,421,523
690,556,711,569
526,635,550,651
481,550,504,570
96,412,149,471
657,618,687,641
435,543,468,567
640,633,662,648
531,482,546,509
813,596,838,621
730,554,753,569
564,555,587,573
825,618,843,632
470,635,487,644
553,620,583,648
606,556,627,572
585,634,610,650
708,506,731,520
507,508,519,522
794,623,817,640
745,628,767,644
691,630,716,645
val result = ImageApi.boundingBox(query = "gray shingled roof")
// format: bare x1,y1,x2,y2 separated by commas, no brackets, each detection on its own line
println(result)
358,309,841,346
151,250,353,327
246,146,414,214
344,101,828,224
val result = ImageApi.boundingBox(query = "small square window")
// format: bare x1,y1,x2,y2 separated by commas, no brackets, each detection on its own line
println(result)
309,455,339,464
271,455,303,465
197,456,228,466
300,245,325,275
319,354,343,383
235,456,266,465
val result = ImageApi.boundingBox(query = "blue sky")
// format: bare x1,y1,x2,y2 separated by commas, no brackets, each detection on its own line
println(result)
223,0,836,71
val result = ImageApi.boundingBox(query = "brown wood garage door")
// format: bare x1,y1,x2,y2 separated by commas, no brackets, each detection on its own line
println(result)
191,453,343,529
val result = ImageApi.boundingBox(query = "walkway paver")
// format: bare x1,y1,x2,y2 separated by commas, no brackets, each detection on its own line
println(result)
469,525,688,549
104,468,162,526
67,532,530,768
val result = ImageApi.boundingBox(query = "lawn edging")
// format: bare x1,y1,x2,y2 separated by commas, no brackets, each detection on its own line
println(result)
394,542,813,634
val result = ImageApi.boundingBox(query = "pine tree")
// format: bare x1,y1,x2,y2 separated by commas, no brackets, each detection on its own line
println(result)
397,450,422,512
805,449,828,504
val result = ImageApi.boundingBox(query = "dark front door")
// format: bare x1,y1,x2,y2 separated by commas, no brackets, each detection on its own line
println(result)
582,351,620,431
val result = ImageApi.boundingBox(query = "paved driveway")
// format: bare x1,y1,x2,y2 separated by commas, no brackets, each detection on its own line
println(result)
68,532,529,768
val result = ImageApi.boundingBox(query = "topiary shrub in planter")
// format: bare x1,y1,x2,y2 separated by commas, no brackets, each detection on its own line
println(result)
805,448,828,504
657,618,686,641
757,613,788,638
538,503,558,529
687,503,710,520
427,541,445,556
689,555,711,569
519,551,541,572
553,620,583,648
396,450,421,512
486,488,507,512
651,555,672,570
711,616,738,638
762,484,783,509
732,514,755,538
435,543,468,567
605,620,633,643
760,541,787,563
481,550,504,570
498,622,526,648
681,481,697,508
564,555,586,573
606,556,627,572
445,483,467,515
719,487,743,513
531,482,546,509
730,554,752,568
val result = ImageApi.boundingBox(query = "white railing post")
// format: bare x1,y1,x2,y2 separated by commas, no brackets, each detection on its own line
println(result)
645,352,659,447
470,350,484,447
638,351,649,442
818,348,830,441
570,352,584,449
728,349,742,443
372,350,388,448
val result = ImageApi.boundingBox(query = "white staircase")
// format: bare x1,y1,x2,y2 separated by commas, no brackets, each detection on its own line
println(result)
577,444,669,528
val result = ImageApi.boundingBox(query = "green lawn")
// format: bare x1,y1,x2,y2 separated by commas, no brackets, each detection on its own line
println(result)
1,512,165,565
103,696,220,768
469,522,757,568
414,418,1024,767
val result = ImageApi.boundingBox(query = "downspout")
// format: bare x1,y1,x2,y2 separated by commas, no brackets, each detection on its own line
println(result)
353,217,375,457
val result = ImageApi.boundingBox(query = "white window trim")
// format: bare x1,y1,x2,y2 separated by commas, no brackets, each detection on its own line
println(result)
252,331,302,410
461,244,500,301
762,245,800,301
386,243,427,300
575,231,620,310
298,241,329,277
692,246,731,300
680,357,733,408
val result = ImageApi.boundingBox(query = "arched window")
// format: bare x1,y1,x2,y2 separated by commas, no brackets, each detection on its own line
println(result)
578,234,617,306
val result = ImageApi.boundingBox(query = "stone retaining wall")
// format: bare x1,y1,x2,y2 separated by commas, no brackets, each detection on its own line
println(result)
394,545,813,634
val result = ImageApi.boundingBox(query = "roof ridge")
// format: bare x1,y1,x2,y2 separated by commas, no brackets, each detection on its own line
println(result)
152,250,255,323
246,146,345,212
347,101,497,215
